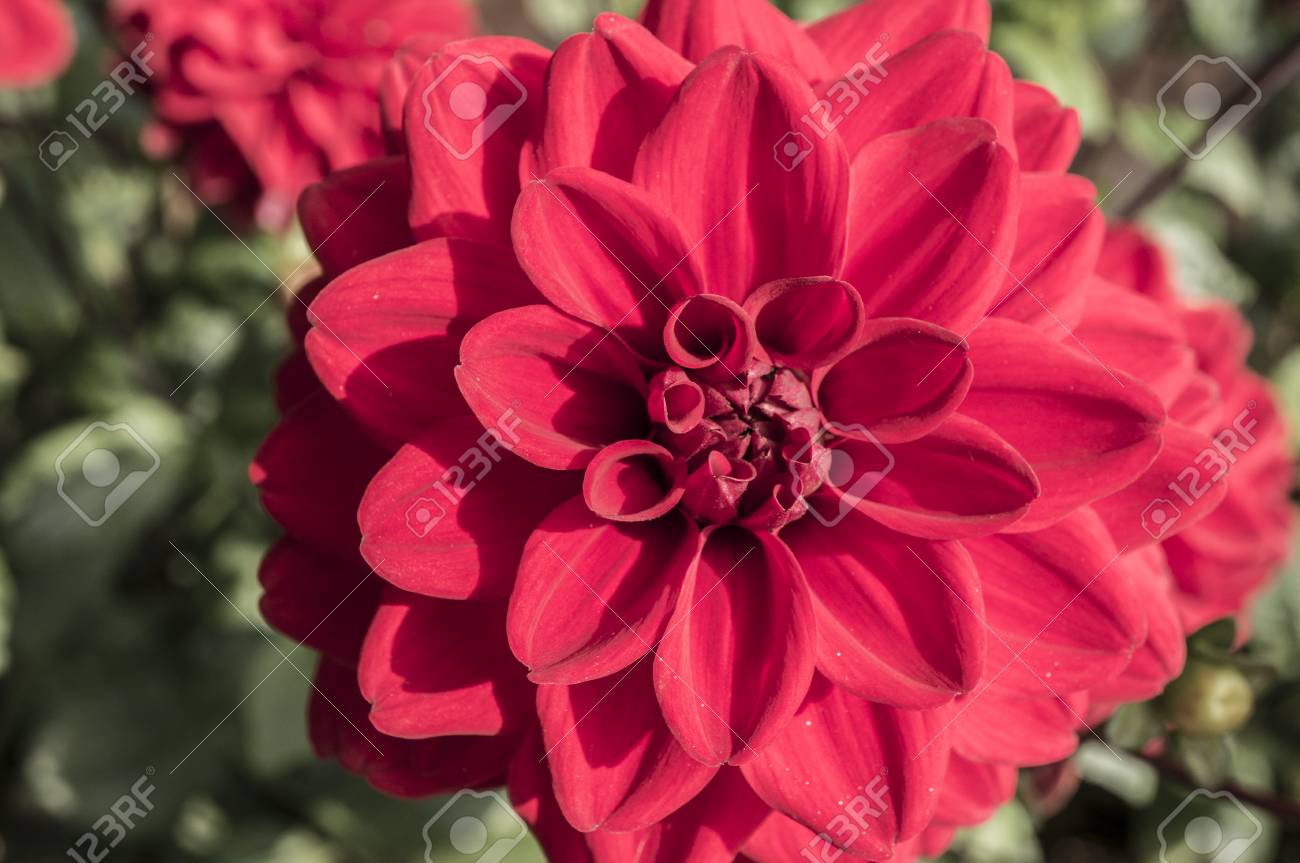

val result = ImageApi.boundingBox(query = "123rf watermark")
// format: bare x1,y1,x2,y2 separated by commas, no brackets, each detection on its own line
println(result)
39,36,155,172
406,406,522,537
799,772,889,861
1142,405,1259,539
775,35,890,171
66,769,156,863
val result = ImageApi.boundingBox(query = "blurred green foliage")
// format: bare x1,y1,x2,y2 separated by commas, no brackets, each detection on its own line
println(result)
0,1,1297,862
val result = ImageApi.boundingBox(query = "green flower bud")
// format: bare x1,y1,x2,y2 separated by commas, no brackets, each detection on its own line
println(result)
1163,660,1254,737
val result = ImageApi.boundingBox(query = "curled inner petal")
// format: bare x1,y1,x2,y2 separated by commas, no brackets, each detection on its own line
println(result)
583,439,686,522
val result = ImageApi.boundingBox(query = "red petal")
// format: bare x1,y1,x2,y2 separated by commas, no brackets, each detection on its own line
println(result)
306,237,540,449
849,414,1039,540
655,528,816,765
1097,223,1178,305
634,47,848,301
258,538,383,664
783,508,985,707
404,37,549,243
1075,277,1197,405
587,769,770,863
1013,81,1081,173
509,729,598,863
741,676,952,854
830,31,990,155
960,318,1165,530
744,277,865,370
990,173,1104,333
815,317,973,444
358,589,530,737
965,509,1147,695
537,14,692,178
0,0,74,87
1092,421,1230,548
509,499,699,684
455,305,650,470
583,440,687,521
843,118,1018,333
310,657,517,796
951,687,1085,766
538,660,718,832
639,0,831,81
513,167,704,361
251,396,387,556
1088,545,1187,707
297,156,412,277
358,416,579,599
741,811,877,862
808,0,989,71
935,754,1018,827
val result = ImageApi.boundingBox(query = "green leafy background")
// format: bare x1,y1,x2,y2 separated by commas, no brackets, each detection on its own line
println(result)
0,0,1297,861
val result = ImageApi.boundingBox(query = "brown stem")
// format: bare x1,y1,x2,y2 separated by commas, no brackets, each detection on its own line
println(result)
1137,750,1300,826
1116,33,1300,219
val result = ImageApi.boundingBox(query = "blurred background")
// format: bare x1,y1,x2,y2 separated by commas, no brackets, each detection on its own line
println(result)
1,0,1299,860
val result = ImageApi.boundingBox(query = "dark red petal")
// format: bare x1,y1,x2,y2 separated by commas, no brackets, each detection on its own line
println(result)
634,47,848,301
455,305,650,470
741,676,952,855
965,508,1147,695
639,0,831,81
663,294,758,382
815,317,973,444
358,416,579,600
309,657,517,797
305,237,540,449
960,318,1165,530
989,173,1105,333
1013,81,1082,173
258,538,383,664
297,156,412,277
538,660,718,832
404,37,549,243
509,499,699,684
513,167,704,362
744,277,865,370
358,589,530,737
537,13,692,178
843,118,1018,334
848,414,1039,540
809,0,989,71
587,769,770,863
509,728,597,863
783,509,985,707
655,528,816,766
251,396,387,557
648,368,706,433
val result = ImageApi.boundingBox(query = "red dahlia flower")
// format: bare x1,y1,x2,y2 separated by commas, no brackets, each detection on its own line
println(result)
252,0,1291,859
0,0,74,88
112,0,473,226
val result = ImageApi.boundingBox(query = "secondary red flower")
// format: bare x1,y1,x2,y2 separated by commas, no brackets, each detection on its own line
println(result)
112,0,472,226
0,0,74,88
251,0,1289,859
